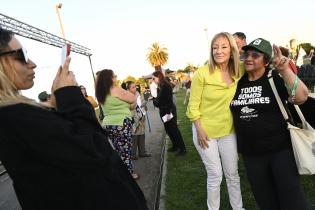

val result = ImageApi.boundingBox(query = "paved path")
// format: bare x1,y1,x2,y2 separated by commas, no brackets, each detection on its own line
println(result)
0,174,21,210
0,101,166,210
133,101,166,210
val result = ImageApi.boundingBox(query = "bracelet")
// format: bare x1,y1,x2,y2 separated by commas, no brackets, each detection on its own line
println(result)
288,75,298,103
291,75,298,97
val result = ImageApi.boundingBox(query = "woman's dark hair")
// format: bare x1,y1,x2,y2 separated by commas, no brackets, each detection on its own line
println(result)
0,27,14,52
152,71,170,87
95,69,114,104
121,82,127,90
79,85,88,97
125,81,134,90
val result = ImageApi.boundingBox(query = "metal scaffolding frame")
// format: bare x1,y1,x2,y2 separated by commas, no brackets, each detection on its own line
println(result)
0,12,99,82
0,12,92,56
0,12,98,91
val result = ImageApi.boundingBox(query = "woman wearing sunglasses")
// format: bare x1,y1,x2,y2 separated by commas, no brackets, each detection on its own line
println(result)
230,38,309,209
0,27,148,210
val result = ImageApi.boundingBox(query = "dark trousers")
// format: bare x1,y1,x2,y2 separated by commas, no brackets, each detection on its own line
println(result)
243,149,309,210
161,109,186,151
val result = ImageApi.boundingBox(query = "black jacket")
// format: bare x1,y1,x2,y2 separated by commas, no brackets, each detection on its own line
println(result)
0,86,148,210
153,82,174,116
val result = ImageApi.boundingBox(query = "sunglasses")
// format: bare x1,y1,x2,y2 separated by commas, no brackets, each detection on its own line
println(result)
0,47,29,64
244,51,263,59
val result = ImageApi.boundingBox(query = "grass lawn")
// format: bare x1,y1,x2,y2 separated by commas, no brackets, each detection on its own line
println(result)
164,89,315,210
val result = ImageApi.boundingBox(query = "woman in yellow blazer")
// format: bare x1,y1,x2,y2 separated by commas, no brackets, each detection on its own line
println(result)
186,32,244,210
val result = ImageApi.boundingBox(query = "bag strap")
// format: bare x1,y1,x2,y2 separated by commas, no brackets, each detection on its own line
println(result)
293,104,308,128
267,69,308,128
267,69,289,120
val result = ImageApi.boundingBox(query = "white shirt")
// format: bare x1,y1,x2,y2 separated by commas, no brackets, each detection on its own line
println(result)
296,48,306,67
136,95,146,115
150,82,158,98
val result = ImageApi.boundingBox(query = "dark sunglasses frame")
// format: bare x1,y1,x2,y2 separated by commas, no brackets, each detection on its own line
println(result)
244,51,264,59
0,47,28,63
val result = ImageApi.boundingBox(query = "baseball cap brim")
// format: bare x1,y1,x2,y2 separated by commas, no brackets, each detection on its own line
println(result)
242,45,265,54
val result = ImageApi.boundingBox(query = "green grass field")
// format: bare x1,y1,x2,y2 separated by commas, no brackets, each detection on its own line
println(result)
164,89,315,210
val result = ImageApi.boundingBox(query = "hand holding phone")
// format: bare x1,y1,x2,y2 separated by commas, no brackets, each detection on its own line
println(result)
61,44,71,67
52,56,77,91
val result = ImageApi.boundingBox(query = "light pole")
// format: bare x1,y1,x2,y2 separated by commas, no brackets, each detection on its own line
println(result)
55,3,66,38
204,28,210,49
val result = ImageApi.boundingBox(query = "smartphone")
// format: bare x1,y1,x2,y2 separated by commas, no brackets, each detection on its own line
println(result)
61,44,71,67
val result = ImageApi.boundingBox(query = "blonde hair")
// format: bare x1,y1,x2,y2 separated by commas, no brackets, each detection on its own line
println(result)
208,32,241,78
0,56,38,107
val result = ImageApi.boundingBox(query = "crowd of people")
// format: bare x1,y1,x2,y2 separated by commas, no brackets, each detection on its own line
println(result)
0,25,314,210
